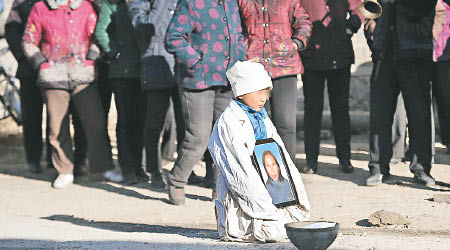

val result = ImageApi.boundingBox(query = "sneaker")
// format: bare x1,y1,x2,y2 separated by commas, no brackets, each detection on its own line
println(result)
103,170,124,183
52,174,74,188
414,171,435,187
136,168,149,182
302,165,317,174
28,163,42,174
151,174,166,190
339,162,354,173
366,173,383,186
168,184,185,205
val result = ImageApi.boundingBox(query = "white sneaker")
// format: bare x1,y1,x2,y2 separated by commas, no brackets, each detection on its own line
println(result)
53,174,74,189
103,170,124,183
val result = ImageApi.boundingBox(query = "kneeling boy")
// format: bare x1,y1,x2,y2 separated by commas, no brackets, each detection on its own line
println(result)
208,61,310,242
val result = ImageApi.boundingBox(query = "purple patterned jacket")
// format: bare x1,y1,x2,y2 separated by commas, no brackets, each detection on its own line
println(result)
165,0,246,90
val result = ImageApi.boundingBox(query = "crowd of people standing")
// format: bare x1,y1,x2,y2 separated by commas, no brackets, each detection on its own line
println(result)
3,0,448,204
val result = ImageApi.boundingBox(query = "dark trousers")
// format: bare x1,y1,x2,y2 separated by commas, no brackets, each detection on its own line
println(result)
110,78,145,175
160,99,179,161
70,103,87,167
432,60,450,146
42,84,114,174
267,75,298,160
168,86,232,188
96,62,113,141
369,57,433,175
302,67,352,165
144,87,184,174
19,76,50,165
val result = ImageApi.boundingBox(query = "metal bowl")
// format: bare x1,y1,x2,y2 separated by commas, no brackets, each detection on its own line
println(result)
285,221,340,250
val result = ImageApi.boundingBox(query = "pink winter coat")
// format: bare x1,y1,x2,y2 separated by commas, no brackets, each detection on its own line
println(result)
237,0,312,78
22,0,99,90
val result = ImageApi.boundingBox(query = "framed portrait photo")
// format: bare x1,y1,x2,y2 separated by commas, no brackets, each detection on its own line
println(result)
251,138,300,208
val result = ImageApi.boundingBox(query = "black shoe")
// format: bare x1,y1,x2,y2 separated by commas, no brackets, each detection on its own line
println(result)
339,162,354,173
366,173,383,186
381,174,398,185
302,165,317,174
187,172,203,185
168,184,185,205
122,174,139,185
28,163,42,173
74,165,87,177
151,174,166,190
136,168,150,182
414,171,435,187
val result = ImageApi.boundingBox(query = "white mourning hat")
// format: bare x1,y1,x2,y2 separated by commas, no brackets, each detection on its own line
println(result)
226,60,272,97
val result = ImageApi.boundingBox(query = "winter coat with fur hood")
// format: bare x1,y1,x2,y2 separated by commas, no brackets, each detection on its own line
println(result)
22,0,100,90
237,0,312,78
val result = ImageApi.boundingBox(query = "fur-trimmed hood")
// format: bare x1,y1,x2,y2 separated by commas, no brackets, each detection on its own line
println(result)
45,0,84,10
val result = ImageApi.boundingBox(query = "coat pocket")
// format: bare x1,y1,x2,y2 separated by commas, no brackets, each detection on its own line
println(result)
38,62,68,85
68,61,95,84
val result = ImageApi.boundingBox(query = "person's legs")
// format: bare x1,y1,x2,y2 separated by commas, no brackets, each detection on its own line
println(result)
397,58,433,184
71,83,114,174
161,100,177,161
367,58,399,185
432,61,450,147
326,66,352,170
110,78,143,181
302,69,326,171
391,94,407,161
208,87,233,192
96,62,113,120
144,89,171,176
19,77,44,172
42,89,73,174
269,75,298,160
168,87,216,204
170,87,185,152
70,102,87,176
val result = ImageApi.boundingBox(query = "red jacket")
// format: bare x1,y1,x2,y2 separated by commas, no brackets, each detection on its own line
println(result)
238,0,312,78
22,0,99,90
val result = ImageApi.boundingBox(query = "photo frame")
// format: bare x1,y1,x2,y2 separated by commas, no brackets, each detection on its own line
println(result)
251,138,300,208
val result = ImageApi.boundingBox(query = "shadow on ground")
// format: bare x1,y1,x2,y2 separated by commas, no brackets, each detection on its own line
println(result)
0,162,211,202
41,214,218,239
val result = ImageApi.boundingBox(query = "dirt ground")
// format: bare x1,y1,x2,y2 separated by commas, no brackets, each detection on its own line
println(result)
0,116,449,250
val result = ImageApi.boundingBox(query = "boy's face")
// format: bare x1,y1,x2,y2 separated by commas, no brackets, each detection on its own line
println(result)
238,88,270,111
